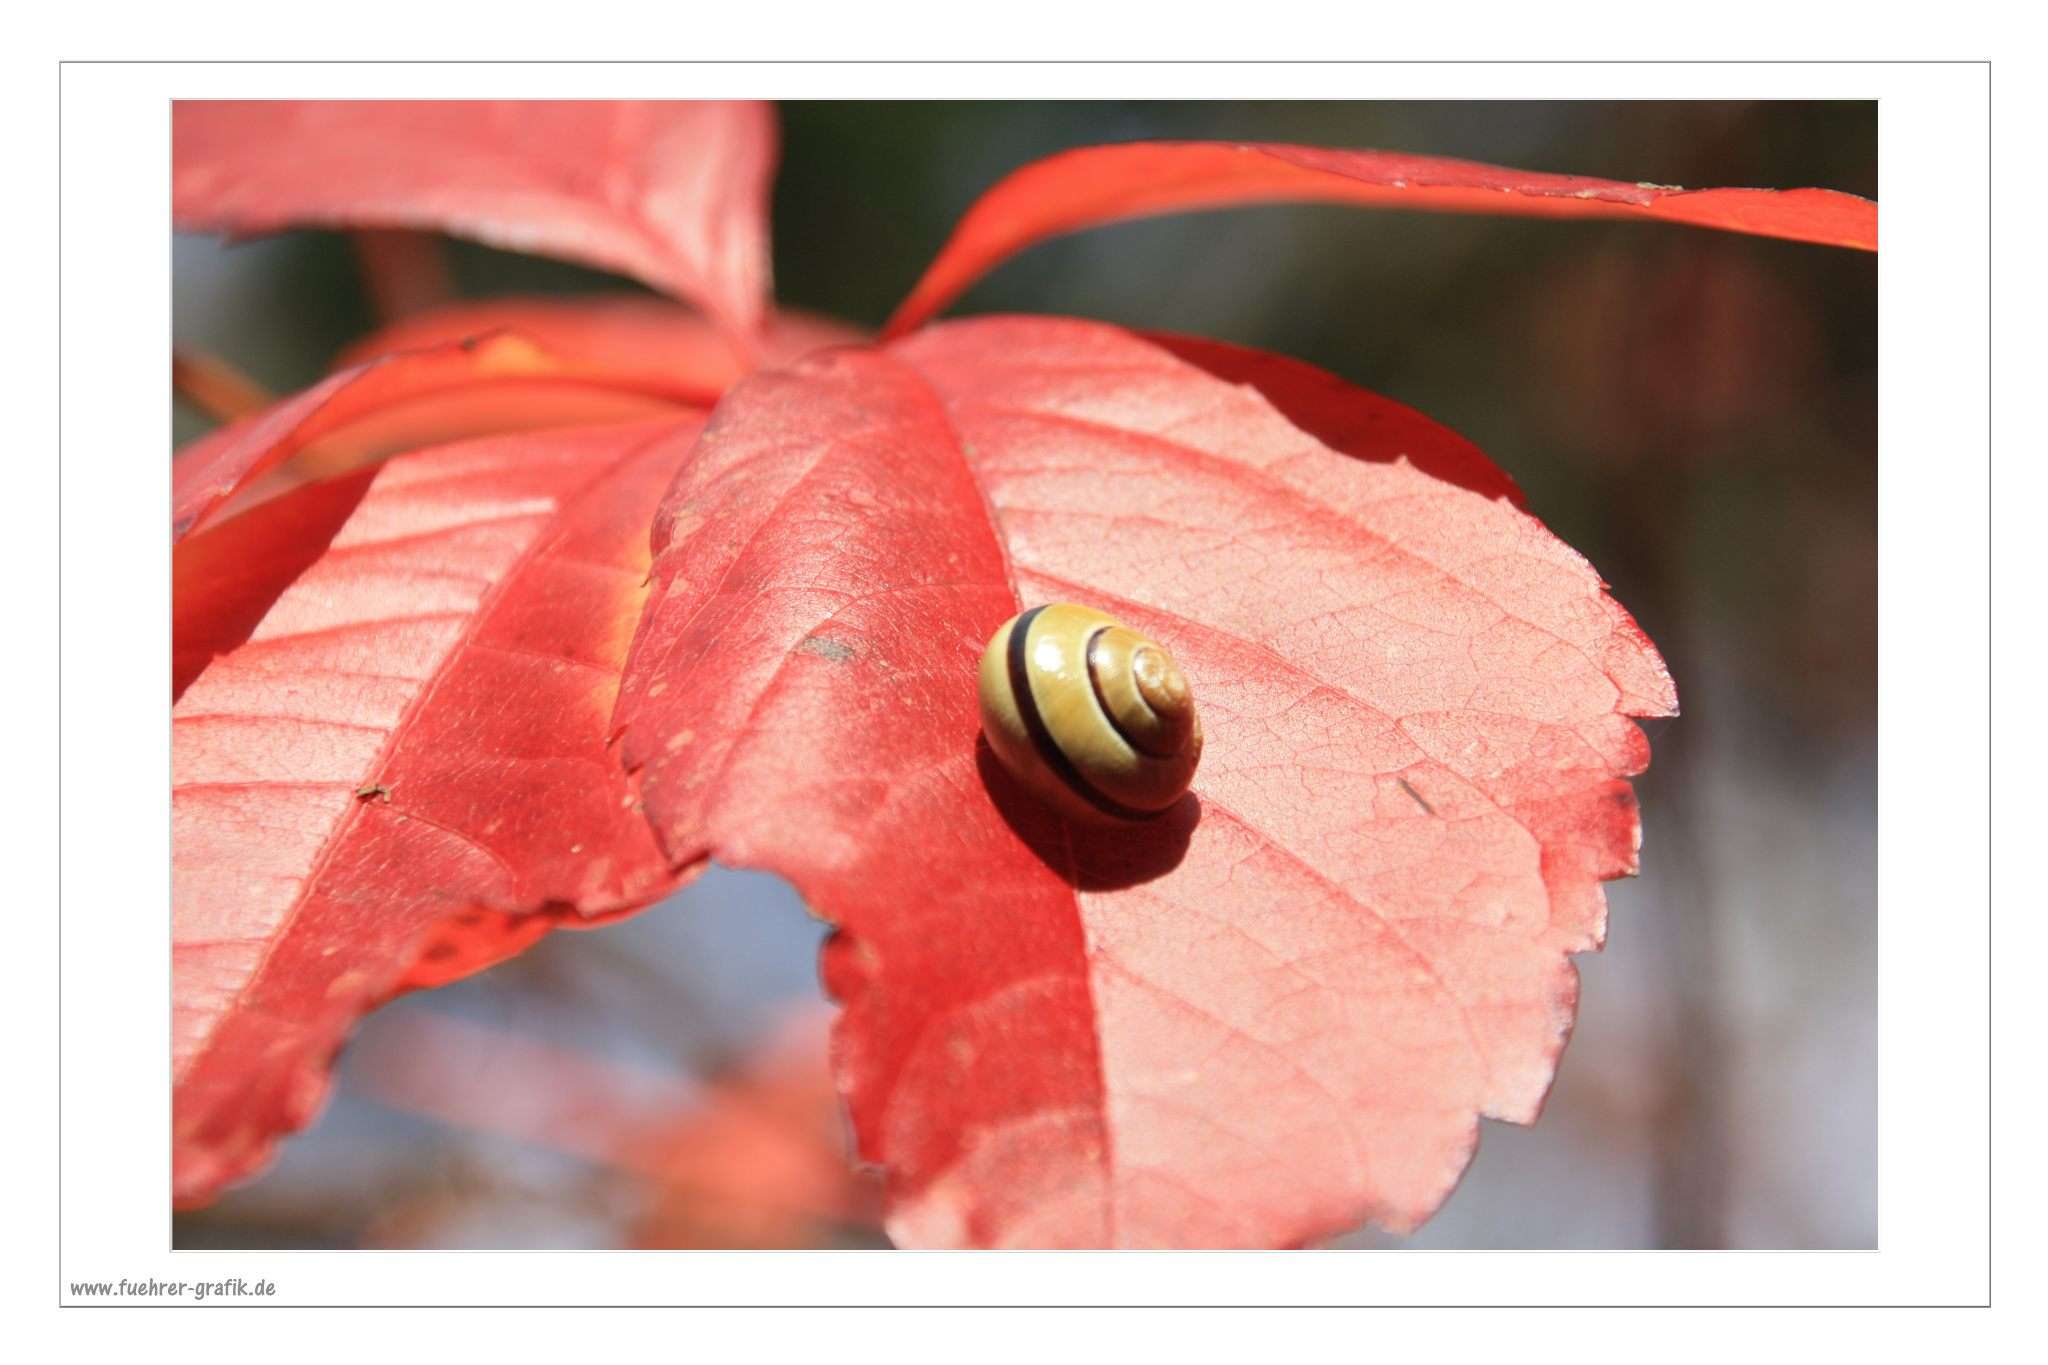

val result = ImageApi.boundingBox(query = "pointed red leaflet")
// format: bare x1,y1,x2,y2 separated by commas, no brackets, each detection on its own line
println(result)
172,418,700,1205
885,141,1876,336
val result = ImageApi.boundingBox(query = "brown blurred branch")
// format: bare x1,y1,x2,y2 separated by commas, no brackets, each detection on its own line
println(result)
351,229,454,323
172,348,272,424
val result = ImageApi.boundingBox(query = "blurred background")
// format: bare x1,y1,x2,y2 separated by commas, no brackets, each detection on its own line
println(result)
171,101,1876,1250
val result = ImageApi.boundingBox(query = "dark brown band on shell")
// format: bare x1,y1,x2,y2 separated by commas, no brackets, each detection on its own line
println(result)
1006,606,1154,822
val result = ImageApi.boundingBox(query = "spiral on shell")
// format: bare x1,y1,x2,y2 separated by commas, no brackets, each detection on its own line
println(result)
976,603,1203,823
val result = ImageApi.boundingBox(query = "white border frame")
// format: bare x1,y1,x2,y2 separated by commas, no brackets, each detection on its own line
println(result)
49,61,1991,1308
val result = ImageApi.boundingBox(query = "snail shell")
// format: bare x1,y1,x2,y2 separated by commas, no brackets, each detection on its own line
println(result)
977,603,1202,823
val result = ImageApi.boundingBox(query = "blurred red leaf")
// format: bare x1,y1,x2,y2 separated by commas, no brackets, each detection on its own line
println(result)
172,418,699,1205
171,332,694,543
335,295,863,400
349,1005,876,1248
174,100,777,344
350,1010,691,1152
612,317,1675,1248
884,141,1877,336
624,1006,880,1248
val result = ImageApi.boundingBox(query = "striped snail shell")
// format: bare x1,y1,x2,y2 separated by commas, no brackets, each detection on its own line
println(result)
977,603,1202,824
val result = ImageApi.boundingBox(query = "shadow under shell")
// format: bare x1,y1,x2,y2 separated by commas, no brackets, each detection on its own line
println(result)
975,737,1198,892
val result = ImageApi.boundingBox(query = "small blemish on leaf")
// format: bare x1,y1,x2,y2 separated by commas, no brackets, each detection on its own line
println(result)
1396,777,1436,816
325,969,371,1000
798,635,857,663
355,782,392,803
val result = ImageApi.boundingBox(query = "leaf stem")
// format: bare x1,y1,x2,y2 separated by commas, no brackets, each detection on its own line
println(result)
172,349,273,424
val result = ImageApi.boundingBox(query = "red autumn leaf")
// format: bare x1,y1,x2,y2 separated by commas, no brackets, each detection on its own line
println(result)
621,1006,880,1249
172,417,699,1206
334,295,864,401
884,141,1877,336
174,100,777,344
171,331,695,543
350,1005,876,1248
612,316,1675,1248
